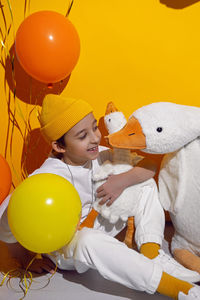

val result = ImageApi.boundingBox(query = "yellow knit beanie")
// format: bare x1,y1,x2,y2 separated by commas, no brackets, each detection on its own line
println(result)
40,94,93,142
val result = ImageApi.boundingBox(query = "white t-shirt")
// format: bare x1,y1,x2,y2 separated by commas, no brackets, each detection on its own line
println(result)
0,146,143,243
30,146,111,222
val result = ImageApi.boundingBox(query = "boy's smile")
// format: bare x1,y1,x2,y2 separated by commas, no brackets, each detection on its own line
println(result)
62,113,101,165
87,146,99,153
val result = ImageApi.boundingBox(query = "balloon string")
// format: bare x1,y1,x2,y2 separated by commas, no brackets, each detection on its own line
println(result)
66,0,74,17
5,0,15,37
1,37,30,184
2,0,35,187
5,0,13,21
0,253,58,299
0,39,10,57
23,0,31,19
0,1,8,33
46,253,58,278
0,268,32,299
0,2,27,186
19,271,33,300
0,269,18,286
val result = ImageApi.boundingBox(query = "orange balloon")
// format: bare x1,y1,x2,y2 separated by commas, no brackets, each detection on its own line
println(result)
15,11,80,83
0,155,12,205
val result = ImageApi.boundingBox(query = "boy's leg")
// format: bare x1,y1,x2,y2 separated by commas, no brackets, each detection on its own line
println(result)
134,179,165,251
91,179,200,283
157,272,193,299
60,227,199,299
62,227,163,294
133,180,200,283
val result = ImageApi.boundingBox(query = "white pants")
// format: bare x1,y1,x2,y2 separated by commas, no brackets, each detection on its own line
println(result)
50,228,162,294
48,181,164,294
93,179,165,250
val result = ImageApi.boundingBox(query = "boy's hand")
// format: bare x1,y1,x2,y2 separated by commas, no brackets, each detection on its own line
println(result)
96,174,125,206
7,242,56,274
21,254,56,274
96,158,157,207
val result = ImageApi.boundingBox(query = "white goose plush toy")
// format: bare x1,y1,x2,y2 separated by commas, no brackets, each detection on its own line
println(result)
93,102,153,247
108,101,200,273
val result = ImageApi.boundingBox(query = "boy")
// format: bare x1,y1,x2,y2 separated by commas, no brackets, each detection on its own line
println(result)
0,94,200,299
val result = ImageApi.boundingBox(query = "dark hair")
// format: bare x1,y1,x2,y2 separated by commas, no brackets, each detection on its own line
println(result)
52,133,66,159
56,134,66,147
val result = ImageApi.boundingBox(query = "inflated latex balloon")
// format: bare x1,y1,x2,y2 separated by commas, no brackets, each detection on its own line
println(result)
8,173,81,253
15,11,80,83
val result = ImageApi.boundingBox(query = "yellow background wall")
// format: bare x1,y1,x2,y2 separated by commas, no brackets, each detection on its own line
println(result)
1,0,200,188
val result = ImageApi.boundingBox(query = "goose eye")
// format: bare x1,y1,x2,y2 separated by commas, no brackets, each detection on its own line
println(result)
108,119,111,122
157,127,163,133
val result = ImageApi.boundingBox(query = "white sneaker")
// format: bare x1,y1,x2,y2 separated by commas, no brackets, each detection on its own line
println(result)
153,250,200,283
178,286,200,299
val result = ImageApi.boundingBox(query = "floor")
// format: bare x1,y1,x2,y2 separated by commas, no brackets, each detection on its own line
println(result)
0,224,174,300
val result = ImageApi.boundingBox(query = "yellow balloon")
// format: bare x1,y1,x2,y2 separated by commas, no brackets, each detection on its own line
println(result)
8,173,81,253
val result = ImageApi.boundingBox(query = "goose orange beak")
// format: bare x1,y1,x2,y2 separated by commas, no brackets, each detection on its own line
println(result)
108,116,146,150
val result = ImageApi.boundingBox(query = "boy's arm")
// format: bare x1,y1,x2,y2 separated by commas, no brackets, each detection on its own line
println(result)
96,157,157,206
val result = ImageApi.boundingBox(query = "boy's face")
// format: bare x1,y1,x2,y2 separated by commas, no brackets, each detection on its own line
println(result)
62,113,102,165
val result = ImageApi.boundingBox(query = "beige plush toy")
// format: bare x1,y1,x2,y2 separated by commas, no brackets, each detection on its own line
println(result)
108,101,200,273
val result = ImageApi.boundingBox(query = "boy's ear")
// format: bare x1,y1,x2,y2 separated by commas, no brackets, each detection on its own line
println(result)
51,141,66,153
